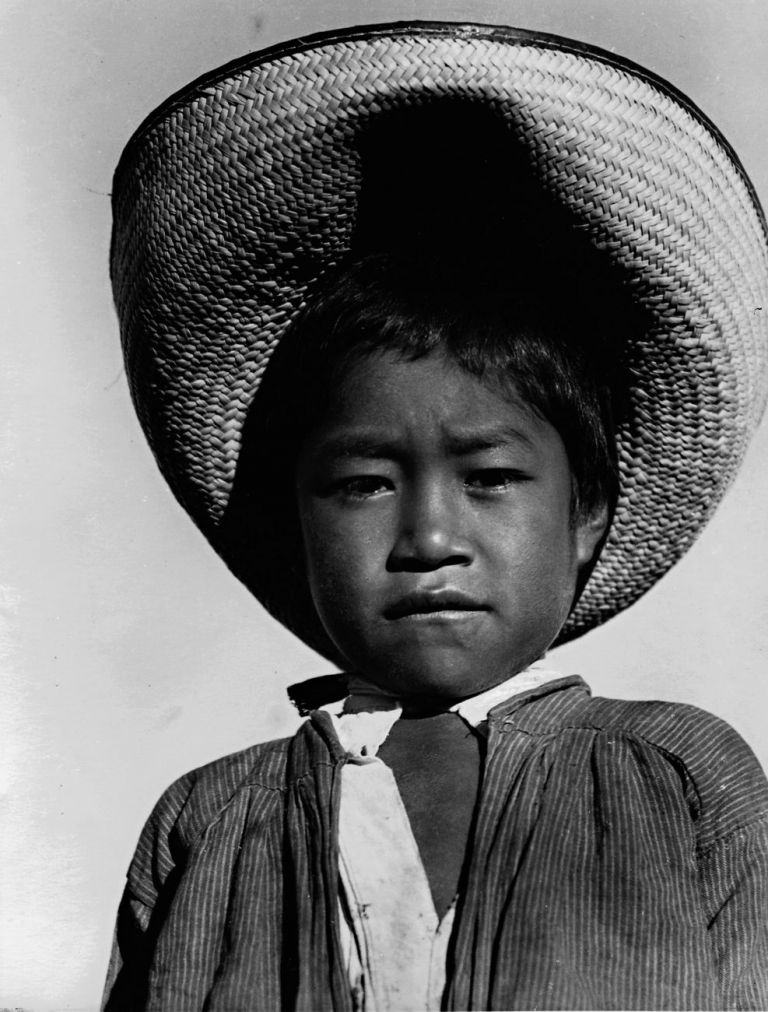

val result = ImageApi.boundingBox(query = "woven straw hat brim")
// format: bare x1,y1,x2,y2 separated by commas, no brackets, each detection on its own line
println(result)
111,21,768,650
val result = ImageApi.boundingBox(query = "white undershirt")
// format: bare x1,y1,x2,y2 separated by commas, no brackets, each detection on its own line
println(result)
326,664,564,1012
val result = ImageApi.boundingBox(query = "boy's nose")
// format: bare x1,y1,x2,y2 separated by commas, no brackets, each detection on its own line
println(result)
387,485,473,572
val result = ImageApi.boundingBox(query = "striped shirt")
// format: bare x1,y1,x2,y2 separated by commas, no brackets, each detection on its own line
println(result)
102,676,768,1010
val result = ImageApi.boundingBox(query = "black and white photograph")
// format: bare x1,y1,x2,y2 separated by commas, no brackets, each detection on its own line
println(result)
3,1,768,1009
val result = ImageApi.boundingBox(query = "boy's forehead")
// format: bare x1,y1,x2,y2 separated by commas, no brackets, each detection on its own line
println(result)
310,351,551,453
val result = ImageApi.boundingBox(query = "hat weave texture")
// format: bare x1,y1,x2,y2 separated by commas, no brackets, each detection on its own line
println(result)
111,22,768,646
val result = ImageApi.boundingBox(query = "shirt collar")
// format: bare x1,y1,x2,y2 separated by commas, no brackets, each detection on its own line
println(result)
451,663,567,728
327,661,565,760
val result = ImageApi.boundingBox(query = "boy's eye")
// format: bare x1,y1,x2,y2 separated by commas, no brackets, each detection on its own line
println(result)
465,468,531,491
333,475,393,500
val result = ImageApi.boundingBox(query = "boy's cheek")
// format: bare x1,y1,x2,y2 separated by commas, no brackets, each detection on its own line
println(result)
298,518,380,620
299,496,390,567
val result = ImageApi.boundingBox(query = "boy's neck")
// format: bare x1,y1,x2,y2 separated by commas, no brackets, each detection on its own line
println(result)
343,661,563,721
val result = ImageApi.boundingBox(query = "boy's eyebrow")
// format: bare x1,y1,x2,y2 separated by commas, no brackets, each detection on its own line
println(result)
443,425,536,454
313,432,404,459
314,424,536,459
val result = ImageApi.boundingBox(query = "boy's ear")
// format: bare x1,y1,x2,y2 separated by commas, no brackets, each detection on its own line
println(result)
574,501,611,570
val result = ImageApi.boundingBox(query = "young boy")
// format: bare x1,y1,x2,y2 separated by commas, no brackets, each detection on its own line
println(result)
103,23,768,1011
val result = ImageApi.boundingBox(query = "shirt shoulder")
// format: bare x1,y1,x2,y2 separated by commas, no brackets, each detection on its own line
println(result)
126,735,295,904
160,733,293,828
582,694,768,850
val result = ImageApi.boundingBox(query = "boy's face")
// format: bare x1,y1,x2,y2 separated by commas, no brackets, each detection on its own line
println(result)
296,350,607,703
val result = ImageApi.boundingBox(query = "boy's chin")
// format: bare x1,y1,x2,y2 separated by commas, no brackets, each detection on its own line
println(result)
356,651,542,708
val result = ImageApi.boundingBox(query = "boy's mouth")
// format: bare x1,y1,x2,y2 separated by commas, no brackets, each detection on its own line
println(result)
384,589,489,621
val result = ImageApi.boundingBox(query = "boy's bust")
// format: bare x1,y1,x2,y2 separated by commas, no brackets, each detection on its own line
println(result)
103,255,768,1011
288,267,609,938
103,22,768,1012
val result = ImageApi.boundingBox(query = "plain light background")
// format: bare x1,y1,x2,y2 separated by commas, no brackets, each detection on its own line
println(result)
2,1,767,1008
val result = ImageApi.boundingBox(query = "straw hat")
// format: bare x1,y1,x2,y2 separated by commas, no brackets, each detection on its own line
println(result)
111,22,768,654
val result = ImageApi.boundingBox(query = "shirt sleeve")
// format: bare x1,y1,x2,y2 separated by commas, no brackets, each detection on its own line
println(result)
596,697,768,1009
101,772,196,1011
101,890,155,1011
699,815,768,1010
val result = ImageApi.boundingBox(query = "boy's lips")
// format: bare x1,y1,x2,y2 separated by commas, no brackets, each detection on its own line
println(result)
383,589,489,621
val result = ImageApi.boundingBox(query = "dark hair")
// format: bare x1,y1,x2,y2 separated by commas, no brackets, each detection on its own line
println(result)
220,252,634,659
